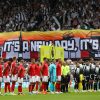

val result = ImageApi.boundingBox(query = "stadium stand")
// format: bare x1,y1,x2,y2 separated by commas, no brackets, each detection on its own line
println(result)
0,0,99,32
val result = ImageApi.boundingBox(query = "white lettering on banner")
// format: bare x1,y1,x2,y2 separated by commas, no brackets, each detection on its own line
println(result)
55,41,61,47
23,41,29,52
14,41,20,52
3,41,12,52
30,41,37,51
55,40,77,51
80,39,99,50
92,39,99,50
3,39,99,53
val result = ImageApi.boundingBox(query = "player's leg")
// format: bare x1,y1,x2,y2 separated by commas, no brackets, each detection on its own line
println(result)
7,76,11,93
4,76,11,94
61,75,65,92
11,75,17,94
65,74,70,92
28,76,33,94
36,76,40,93
18,77,23,95
44,76,48,92
31,76,36,93
3,76,7,94
0,77,2,94
42,76,48,94
99,80,100,91
56,76,61,93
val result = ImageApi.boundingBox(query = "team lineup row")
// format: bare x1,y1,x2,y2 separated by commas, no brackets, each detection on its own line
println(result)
0,57,100,95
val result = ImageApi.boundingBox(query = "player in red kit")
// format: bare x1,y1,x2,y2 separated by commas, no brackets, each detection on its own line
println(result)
56,58,62,93
3,60,11,95
41,58,49,94
0,58,3,95
35,61,42,93
17,60,25,95
28,58,36,94
11,57,18,95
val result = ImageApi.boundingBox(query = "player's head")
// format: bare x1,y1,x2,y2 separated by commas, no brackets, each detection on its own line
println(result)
79,59,83,63
76,62,80,68
31,58,35,64
13,56,17,61
96,62,99,67
86,60,89,65
9,58,13,62
58,58,62,63
62,61,66,66
90,57,94,63
20,59,24,64
43,57,48,62
8,61,12,66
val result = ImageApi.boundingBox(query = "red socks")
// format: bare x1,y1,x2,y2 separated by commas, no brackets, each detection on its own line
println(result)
42,82,47,91
0,83,1,92
4,83,7,93
42,82,45,91
8,83,10,92
56,83,61,92
32,84,35,91
11,82,15,92
4,83,11,93
29,84,35,92
36,83,38,91
18,85,22,93
29,84,32,92
44,83,47,91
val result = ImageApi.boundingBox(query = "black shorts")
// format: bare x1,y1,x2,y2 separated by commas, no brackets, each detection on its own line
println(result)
85,76,90,82
61,75,70,84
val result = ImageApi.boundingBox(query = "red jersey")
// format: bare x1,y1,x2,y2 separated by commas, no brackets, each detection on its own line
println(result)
0,64,2,77
56,62,61,76
42,62,48,76
11,61,18,75
28,63,36,76
3,62,10,76
35,64,41,76
18,64,25,78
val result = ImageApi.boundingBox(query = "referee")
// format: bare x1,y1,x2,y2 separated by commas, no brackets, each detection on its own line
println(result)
61,62,70,93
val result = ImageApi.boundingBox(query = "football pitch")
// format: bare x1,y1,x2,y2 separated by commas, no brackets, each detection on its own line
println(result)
0,89,100,100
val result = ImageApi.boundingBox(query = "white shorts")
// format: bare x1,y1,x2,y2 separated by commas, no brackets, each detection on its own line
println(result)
35,76,40,82
11,74,17,81
0,77,2,82
18,77,23,83
57,76,61,82
29,76,36,83
42,76,48,82
3,76,10,83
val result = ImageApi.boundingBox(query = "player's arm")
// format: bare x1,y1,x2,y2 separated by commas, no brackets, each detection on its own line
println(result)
10,64,15,75
3,64,8,75
18,67,21,75
41,63,44,73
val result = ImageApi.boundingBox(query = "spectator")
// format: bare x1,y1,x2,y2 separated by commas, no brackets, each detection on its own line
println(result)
0,0,99,32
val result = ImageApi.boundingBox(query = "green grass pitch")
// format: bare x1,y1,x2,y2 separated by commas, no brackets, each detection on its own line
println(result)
0,89,100,100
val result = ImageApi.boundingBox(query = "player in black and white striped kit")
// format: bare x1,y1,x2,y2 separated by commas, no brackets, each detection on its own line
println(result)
74,62,80,92
98,63,100,91
94,62,99,91
84,60,90,91
89,60,95,91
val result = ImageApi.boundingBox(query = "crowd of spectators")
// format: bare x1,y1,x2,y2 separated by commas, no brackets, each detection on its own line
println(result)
0,0,100,32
